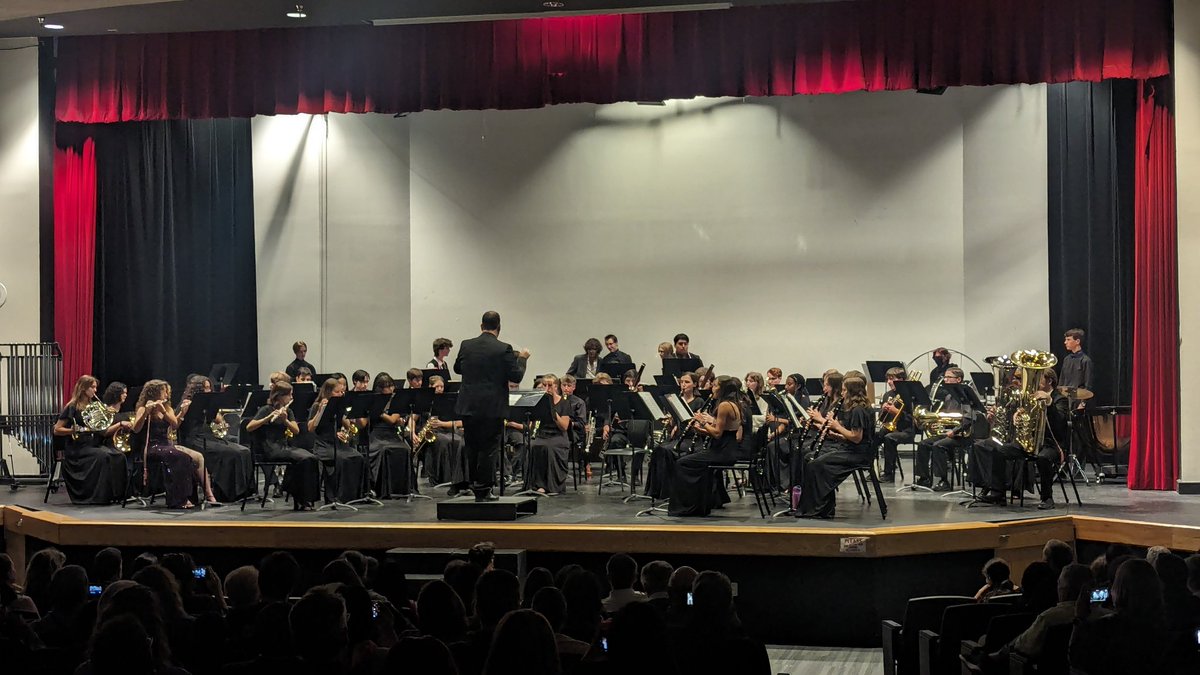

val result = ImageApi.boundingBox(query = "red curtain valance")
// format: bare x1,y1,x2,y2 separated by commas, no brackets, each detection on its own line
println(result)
54,0,1171,123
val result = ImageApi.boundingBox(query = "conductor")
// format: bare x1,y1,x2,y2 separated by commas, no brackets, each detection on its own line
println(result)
454,311,530,501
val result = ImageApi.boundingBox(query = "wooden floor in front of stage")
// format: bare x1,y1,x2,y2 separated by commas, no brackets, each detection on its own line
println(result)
4,476,1199,557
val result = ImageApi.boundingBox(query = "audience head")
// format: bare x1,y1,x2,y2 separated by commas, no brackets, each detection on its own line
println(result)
1185,554,1200,594
338,550,368,581
469,541,497,571
158,552,198,596
444,559,482,611
92,547,123,588
1018,561,1058,613
1041,539,1074,574
1058,563,1093,603
982,558,1011,586
131,564,187,621
485,609,560,675
531,586,569,632
386,636,458,675
1146,545,1172,567
475,569,522,627
691,570,736,628
128,552,158,578
24,547,67,608
522,567,555,609
259,550,301,602
668,566,699,608
99,584,173,668
607,553,639,591
561,570,604,640
333,583,375,646
322,558,363,588
554,564,583,589
289,587,349,664
48,564,89,612
641,560,673,597
90,614,155,675
1151,551,1189,593
1111,558,1164,620
417,579,468,643
608,600,674,672
224,566,260,608
1090,554,1108,586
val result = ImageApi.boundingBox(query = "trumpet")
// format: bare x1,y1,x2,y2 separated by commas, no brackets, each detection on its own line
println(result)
877,394,904,433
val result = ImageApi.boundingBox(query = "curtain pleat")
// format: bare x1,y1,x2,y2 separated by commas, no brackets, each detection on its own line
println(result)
53,140,98,398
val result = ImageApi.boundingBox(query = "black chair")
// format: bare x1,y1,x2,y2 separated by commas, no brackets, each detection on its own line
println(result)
599,420,650,496
1009,622,1072,675
708,460,769,518
851,460,888,518
43,434,65,503
882,595,975,675
919,602,1010,675
241,446,291,510
1012,455,1078,507
959,612,1036,674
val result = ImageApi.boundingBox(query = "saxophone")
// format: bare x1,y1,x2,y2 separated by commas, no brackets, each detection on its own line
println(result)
410,416,439,458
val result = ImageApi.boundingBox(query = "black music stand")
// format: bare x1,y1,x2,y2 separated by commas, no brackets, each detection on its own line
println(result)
344,393,383,506
661,358,702,379
805,378,824,401
500,391,547,495
315,395,358,511
207,363,239,390
422,368,451,385
864,360,905,401
571,378,592,400
892,381,935,494
600,362,637,381
653,375,676,387
429,393,464,490
968,371,995,398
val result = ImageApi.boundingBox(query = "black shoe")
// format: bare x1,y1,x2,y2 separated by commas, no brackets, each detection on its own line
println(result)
978,491,1006,505
933,479,952,492
915,477,932,488
1037,498,1055,510
474,490,500,502
880,473,895,483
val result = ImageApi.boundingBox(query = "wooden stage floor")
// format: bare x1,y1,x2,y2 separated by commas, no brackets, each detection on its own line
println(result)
4,480,1198,563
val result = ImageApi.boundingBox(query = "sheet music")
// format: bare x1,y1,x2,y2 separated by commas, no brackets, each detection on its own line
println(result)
663,393,694,422
637,391,666,420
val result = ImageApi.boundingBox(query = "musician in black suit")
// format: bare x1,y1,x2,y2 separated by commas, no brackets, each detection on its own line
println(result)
454,311,530,500
601,334,634,366
566,338,603,379
673,333,702,365
285,340,316,380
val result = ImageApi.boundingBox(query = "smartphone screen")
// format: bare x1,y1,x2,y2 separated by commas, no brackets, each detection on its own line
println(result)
1089,587,1109,603
88,585,102,596
600,637,608,652
686,591,694,606
192,567,206,579
371,602,380,619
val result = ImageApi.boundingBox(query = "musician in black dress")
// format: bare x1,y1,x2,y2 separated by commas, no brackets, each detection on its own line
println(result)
132,380,200,509
307,378,366,504
367,373,415,497
970,369,1070,510
100,382,135,455
669,376,741,517
796,376,874,518
523,374,574,494
246,382,319,510
178,375,252,503
425,376,467,494
877,367,916,483
284,341,316,380
647,372,708,500
51,376,129,504
788,370,842,492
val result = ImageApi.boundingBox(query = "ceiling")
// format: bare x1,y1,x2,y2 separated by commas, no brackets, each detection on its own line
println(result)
0,0,834,38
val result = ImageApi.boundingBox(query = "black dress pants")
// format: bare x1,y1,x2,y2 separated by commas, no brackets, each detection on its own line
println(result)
463,416,501,493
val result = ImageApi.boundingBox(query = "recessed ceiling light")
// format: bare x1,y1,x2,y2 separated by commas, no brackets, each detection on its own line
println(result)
38,17,64,30
106,28,119,32
543,1,566,7
286,4,307,18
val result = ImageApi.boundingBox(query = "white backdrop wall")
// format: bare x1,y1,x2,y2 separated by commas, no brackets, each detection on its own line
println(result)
253,85,1048,385
1176,0,1200,488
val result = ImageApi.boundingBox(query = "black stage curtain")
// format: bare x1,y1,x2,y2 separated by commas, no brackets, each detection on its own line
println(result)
1046,80,1135,407
86,119,258,390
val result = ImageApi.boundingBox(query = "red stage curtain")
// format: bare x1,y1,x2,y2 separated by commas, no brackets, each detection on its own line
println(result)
54,0,1171,122
1128,79,1178,490
53,140,98,399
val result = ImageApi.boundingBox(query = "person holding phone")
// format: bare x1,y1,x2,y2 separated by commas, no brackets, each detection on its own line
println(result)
1068,559,1169,675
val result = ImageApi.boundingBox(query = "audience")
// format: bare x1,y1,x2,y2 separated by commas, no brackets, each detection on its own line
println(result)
452,569,522,675
974,558,1016,601
1042,538,1075,575
640,560,673,614
602,553,646,613
484,608,561,675
531,586,590,660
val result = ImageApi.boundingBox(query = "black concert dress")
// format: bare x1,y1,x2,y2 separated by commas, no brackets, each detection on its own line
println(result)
797,407,874,518
668,427,738,517
251,405,320,507
146,417,198,508
310,407,366,504
425,418,466,487
178,411,252,502
367,413,414,497
56,406,128,504
524,399,573,494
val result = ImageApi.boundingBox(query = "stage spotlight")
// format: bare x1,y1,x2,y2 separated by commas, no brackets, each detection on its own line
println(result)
287,4,307,19
38,17,64,30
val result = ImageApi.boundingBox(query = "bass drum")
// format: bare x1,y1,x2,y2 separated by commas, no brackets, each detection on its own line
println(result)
1086,406,1131,481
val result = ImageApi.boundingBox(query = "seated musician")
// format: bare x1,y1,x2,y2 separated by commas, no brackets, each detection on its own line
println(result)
179,375,253,503
523,374,574,495
787,370,842,494
560,374,588,466
269,371,291,385
294,367,314,385
914,367,973,491
405,368,423,389
502,381,528,484
424,375,467,496
368,373,414,498
746,371,788,489
246,382,319,510
657,342,674,361
351,370,371,392
766,367,783,390
783,373,814,409
427,338,453,373
307,377,367,504
970,370,1069,510
668,376,742,517
567,338,603,379
796,376,874,519
646,372,704,500
52,376,130,505
877,367,916,483
594,372,613,385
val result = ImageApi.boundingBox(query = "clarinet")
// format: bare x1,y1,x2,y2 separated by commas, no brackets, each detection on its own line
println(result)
681,396,718,454
809,398,843,460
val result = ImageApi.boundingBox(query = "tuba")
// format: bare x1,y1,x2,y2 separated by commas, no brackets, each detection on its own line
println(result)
986,354,1020,444
1009,349,1058,455
912,406,964,435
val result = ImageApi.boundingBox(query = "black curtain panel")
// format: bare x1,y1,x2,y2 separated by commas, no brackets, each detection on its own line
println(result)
1046,80,1135,407
89,119,258,390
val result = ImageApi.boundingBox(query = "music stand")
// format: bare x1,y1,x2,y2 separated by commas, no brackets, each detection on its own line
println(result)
207,363,239,390
661,358,702,379
506,392,550,497
428,393,464,491
804,378,824,400
653,375,676,387
970,372,995,398
422,369,451,386
600,362,636,381
343,393,384,506
314,395,358,511
892,381,935,494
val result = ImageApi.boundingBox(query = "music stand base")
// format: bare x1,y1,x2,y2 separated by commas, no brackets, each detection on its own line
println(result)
317,501,359,512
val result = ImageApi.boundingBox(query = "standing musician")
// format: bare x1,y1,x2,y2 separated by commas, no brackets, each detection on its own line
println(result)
428,338,454,373
179,375,253,503
246,382,319,510
914,367,974,491
672,334,703,365
877,367,916,484
1059,329,1093,393
567,338,604,379
366,372,415,498
131,380,201,509
406,368,423,389
454,311,530,501
523,374,574,495
795,376,874,518
285,341,316,380
601,334,634,366
929,347,958,387
307,377,367,504
424,376,467,495
51,376,130,504
970,370,1069,510
668,376,741,517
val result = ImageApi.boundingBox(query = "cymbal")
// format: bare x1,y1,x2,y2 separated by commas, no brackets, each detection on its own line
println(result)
1057,386,1094,401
